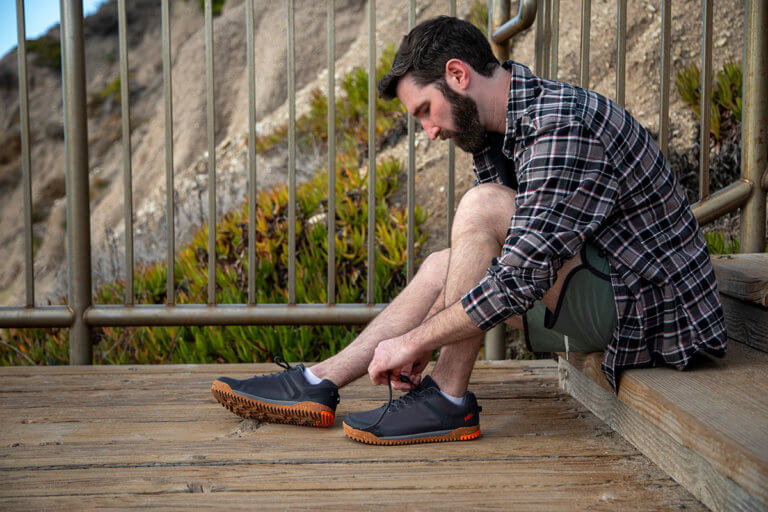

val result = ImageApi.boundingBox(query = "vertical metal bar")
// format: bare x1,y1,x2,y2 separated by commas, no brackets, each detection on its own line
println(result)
327,0,336,305
246,0,256,305
447,0,456,245
699,0,713,201
117,0,133,305
487,0,493,42
658,0,671,156
162,0,175,304
616,0,626,106
740,0,768,253
579,0,591,88
534,0,544,75
541,0,551,79
490,0,510,62
60,0,92,364
288,0,297,304
367,0,375,304
551,0,559,81
204,0,216,305
16,0,34,307
406,0,415,282
487,0,508,361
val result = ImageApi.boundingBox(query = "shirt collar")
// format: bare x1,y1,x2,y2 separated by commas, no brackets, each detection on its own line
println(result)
501,61,541,152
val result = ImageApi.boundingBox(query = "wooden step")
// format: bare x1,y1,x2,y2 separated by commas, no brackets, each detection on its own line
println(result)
712,253,768,353
558,343,768,512
558,254,768,511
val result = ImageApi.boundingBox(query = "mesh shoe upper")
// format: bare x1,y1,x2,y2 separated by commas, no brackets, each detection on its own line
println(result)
216,363,340,410
343,376,481,438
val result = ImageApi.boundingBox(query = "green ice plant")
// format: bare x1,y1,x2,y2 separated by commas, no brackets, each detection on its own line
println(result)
0,153,427,365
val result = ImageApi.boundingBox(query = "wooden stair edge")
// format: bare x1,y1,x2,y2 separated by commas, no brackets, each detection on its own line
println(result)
558,356,765,512
557,345,768,512
711,253,768,307
720,293,768,353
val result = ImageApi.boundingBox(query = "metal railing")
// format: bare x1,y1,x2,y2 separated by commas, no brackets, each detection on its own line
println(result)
2,0,766,364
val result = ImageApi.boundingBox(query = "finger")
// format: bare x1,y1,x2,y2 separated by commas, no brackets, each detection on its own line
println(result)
391,379,412,391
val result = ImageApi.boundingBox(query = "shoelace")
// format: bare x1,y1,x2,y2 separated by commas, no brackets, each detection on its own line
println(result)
369,372,421,429
273,355,292,370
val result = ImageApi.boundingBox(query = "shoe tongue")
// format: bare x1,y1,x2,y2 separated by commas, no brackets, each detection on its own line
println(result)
418,375,440,391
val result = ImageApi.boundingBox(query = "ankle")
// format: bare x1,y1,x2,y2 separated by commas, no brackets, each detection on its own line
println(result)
430,372,467,398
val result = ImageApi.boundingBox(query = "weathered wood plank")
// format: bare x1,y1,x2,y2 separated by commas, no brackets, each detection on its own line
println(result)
0,485,705,512
720,293,768,353
559,355,768,512
0,360,704,510
0,459,705,512
712,253,768,306
0,405,605,447
0,359,556,376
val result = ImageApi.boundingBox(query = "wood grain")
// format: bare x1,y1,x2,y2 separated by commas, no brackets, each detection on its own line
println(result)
0,361,702,510
712,253,768,306
559,343,768,511
720,293,768,352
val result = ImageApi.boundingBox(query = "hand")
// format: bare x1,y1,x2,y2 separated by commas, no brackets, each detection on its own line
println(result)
395,350,431,390
368,336,428,390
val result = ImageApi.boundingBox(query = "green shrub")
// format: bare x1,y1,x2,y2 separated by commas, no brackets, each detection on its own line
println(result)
0,152,427,365
704,230,739,255
198,0,225,16
466,0,489,39
256,43,406,154
675,61,742,141
88,76,122,114
26,36,61,71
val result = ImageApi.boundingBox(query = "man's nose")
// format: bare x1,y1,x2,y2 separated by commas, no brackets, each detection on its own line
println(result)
421,120,440,140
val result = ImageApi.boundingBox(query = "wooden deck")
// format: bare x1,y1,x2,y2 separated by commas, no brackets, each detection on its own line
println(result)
0,360,705,510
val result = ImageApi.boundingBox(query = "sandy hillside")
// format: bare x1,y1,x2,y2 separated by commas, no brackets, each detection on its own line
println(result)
0,0,746,305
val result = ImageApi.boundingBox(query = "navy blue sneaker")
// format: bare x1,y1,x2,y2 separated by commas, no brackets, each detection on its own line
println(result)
343,375,482,445
211,358,339,427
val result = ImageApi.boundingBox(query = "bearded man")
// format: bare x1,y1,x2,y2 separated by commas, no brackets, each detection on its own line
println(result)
211,16,726,445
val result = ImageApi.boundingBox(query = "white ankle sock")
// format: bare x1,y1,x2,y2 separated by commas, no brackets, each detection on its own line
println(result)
439,389,466,406
303,367,323,385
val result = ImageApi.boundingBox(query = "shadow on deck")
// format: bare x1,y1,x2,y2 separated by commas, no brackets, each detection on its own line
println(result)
0,360,704,510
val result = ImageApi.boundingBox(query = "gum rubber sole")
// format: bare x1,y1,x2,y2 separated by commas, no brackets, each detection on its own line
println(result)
342,423,481,445
211,380,335,427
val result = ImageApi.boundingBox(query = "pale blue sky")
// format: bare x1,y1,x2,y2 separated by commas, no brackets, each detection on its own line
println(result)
1,0,107,60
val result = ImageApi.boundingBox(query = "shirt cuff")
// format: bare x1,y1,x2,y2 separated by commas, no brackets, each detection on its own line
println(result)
461,276,516,332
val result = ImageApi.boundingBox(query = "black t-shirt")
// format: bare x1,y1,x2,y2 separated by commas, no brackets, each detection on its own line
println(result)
485,132,518,190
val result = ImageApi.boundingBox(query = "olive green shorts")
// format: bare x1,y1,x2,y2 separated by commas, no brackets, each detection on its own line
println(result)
522,244,617,354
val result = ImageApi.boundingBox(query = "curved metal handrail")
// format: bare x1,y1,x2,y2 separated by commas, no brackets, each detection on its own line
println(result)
491,0,537,44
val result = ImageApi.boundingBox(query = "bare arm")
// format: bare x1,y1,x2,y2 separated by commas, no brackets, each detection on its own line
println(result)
367,300,482,386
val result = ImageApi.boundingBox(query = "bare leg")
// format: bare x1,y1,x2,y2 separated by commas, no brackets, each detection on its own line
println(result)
311,249,450,387
430,184,582,396
430,184,518,396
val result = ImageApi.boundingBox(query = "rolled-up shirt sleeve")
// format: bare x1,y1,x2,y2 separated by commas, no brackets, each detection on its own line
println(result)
462,120,620,331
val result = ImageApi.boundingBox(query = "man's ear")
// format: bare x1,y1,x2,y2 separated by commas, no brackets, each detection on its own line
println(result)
445,59,471,91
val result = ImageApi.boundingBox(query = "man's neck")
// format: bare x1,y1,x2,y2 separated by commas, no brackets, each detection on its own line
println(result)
476,67,511,134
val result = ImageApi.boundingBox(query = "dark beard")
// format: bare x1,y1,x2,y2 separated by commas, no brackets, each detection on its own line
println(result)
438,83,487,154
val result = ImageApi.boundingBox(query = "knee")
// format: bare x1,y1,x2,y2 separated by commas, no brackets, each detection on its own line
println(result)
415,248,450,289
453,184,516,239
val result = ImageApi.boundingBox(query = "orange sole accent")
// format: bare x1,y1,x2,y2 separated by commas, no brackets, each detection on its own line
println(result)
211,380,335,427
342,423,481,446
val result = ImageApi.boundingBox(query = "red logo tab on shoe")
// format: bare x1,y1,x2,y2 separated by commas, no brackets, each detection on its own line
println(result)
464,413,473,422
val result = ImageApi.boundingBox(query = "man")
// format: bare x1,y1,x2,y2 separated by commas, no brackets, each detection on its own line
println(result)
211,16,726,445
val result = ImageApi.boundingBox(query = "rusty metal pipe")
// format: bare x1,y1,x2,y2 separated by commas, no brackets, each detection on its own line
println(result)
691,179,753,226
84,304,385,327
491,0,536,44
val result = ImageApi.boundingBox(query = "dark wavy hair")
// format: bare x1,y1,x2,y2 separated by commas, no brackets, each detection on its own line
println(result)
377,16,499,100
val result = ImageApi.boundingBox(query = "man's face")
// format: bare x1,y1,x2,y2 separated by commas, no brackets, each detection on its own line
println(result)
395,74,487,154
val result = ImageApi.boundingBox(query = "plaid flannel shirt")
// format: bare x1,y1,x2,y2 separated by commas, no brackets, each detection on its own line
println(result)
461,61,727,392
